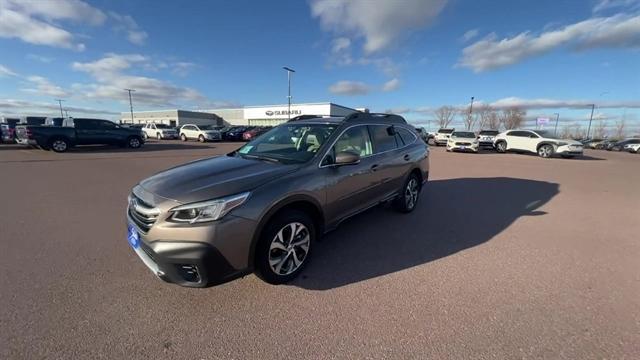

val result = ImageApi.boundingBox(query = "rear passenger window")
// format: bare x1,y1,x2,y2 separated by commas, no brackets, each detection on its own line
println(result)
396,128,417,145
369,125,398,153
334,126,373,157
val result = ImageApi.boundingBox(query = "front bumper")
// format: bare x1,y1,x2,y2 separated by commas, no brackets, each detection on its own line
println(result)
556,145,583,155
126,211,256,287
160,133,179,139
478,141,494,148
447,143,478,152
434,139,448,145
16,138,37,146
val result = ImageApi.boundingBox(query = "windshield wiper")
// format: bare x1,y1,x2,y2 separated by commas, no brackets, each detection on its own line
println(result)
239,153,281,163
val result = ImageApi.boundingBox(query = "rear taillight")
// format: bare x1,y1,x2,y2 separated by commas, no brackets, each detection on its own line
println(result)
26,129,34,139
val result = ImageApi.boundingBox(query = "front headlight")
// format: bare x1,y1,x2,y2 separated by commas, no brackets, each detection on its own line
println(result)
556,141,568,146
169,192,250,223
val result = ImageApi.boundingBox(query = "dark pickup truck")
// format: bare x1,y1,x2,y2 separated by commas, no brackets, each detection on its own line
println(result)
15,118,145,153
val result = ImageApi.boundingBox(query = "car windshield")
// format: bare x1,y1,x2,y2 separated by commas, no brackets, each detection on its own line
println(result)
452,131,476,138
438,129,454,134
479,130,499,135
235,123,337,164
155,124,171,129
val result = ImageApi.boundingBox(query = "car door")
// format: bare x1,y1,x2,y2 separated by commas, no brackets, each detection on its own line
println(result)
74,119,103,144
321,125,382,223
181,125,193,139
96,120,122,144
368,124,408,199
521,131,541,152
506,131,527,150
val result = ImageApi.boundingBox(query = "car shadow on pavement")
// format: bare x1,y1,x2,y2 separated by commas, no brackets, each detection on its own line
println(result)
64,142,214,153
293,177,559,290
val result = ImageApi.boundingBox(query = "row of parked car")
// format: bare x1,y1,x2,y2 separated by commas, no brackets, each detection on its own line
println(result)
425,127,640,158
131,123,274,143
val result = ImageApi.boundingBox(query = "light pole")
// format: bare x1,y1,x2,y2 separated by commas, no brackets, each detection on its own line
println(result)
124,88,136,123
586,104,595,139
468,96,474,130
553,113,560,136
55,99,64,118
282,67,295,120
64,109,69,118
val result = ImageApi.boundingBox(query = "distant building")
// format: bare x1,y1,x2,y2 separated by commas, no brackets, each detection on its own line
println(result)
120,109,222,127
204,102,360,126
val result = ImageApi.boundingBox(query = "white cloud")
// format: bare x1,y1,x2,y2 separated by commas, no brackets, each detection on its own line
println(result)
382,78,400,92
0,7,85,50
21,76,70,98
6,0,106,25
331,37,351,53
26,54,54,63
72,53,208,106
490,97,640,109
329,80,371,95
0,64,18,77
109,11,148,45
458,13,640,72
593,0,640,13
0,98,118,116
460,29,479,42
171,62,197,77
311,0,448,53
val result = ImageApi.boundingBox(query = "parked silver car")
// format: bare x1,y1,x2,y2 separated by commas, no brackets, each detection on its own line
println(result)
126,113,430,287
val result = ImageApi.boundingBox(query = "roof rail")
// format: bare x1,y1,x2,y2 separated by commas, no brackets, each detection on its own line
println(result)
343,111,407,124
288,114,330,122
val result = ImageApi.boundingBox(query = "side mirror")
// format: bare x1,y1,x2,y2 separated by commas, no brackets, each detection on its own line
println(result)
334,151,360,166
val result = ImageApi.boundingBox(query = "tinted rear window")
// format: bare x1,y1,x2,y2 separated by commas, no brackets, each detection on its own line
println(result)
438,129,454,134
479,130,499,135
369,125,397,153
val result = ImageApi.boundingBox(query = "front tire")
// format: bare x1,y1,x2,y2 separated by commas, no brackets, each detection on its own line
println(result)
127,136,142,149
180,134,188,141
495,141,507,153
198,134,206,143
157,133,162,140
255,210,315,285
538,144,554,158
394,173,421,213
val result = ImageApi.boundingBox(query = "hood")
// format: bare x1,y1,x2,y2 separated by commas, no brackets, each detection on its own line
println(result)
204,130,220,134
139,155,298,203
555,139,582,145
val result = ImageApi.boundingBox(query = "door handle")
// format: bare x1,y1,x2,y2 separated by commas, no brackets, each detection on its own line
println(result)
370,164,379,172
403,154,410,161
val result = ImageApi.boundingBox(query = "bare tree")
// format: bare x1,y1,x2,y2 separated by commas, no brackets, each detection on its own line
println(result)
476,104,499,130
560,124,572,139
614,119,626,139
594,120,607,139
500,107,526,130
434,106,455,128
460,106,477,130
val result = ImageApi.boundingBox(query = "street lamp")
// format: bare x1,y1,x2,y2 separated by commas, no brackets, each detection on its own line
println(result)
55,99,65,118
553,113,560,136
282,67,295,120
586,104,595,139
124,89,136,123
468,96,475,130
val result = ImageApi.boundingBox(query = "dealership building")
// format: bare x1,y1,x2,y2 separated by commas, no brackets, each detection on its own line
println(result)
120,109,223,127
121,102,361,128
204,102,360,126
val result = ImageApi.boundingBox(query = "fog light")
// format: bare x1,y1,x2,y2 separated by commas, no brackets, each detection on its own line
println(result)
176,264,201,283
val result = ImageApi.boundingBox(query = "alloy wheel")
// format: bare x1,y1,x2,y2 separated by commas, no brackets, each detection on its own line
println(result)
52,140,67,152
405,178,419,210
129,137,141,148
268,222,310,276
538,145,552,158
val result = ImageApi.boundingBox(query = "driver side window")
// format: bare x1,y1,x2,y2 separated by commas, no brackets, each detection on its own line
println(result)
323,126,372,166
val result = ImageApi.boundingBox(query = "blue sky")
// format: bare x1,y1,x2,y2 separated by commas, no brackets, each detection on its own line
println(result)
0,0,639,135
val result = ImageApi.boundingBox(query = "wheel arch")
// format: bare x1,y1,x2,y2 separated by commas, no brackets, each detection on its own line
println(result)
536,141,556,151
248,194,325,269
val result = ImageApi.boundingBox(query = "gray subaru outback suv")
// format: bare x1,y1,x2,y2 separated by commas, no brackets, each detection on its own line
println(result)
126,113,430,287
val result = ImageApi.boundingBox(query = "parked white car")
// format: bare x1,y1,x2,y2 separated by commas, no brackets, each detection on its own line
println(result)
446,131,479,153
142,123,178,140
179,124,222,142
494,130,584,158
626,143,640,153
434,128,454,146
477,129,499,149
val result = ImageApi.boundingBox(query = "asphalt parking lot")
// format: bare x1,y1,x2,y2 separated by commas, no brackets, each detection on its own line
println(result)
1,141,639,359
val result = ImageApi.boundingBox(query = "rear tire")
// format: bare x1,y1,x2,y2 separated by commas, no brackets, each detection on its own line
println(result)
157,133,162,140
495,141,507,153
49,138,69,153
255,210,315,285
394,173,421,213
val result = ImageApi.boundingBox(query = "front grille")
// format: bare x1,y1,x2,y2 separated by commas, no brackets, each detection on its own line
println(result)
128,194,160,233
456,142,472,146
